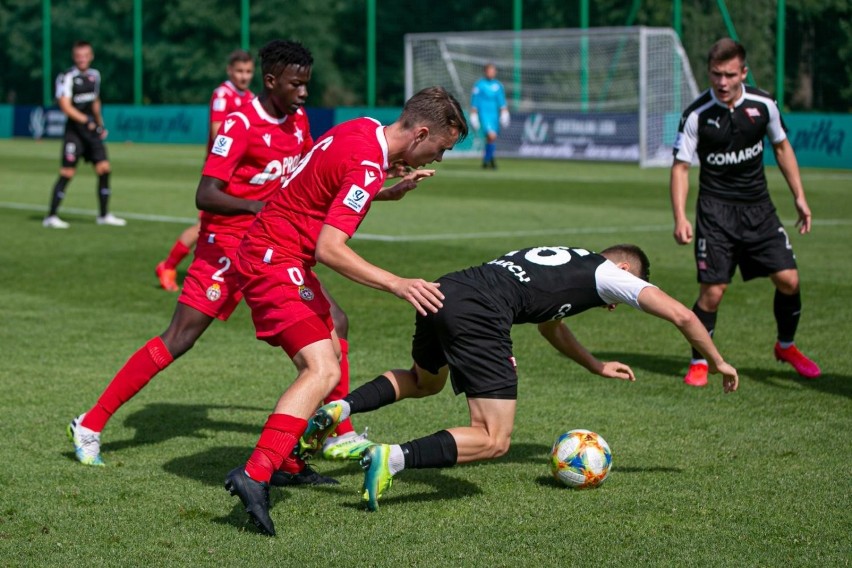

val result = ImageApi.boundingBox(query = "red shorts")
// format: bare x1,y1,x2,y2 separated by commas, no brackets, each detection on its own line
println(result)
235,245,333,357
178,233,243,320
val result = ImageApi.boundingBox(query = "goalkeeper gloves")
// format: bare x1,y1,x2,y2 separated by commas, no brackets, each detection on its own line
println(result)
469,112,480,132
500,108,510,128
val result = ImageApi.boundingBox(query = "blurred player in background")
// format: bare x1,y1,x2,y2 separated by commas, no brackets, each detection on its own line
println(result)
671,38,820,387
44,40,125,229
306,244,738,511
223,86,468,536
469,63,509,169
67,41,339,483
155,49,255,292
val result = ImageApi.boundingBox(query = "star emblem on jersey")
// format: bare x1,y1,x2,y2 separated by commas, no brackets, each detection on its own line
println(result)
263,133,272,147
298,286,315,301
364,169,377,186
294,127,304,144
224,119,235,133
206,283,222,301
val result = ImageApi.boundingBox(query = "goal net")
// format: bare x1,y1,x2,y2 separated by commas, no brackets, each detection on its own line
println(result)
405,27,699,167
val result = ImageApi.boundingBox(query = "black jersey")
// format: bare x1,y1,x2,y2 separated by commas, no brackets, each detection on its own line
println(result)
55,66,101,119
673,86,787,203
441,246,653,325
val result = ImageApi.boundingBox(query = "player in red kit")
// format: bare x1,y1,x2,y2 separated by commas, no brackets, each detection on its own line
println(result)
67,42,337,487
224,86,468,536
155,49,255,292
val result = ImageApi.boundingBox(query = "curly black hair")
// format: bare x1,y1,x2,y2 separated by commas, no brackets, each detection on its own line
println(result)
258,40,313,78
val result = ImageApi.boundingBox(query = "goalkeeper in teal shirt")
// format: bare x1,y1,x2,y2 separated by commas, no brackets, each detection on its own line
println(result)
470,63,509,169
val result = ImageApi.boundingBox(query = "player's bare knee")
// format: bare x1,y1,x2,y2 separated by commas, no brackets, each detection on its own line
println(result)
772,271,799,295
699,284,726,310
95,161,111,175
60,167,76,178
491,436,511,458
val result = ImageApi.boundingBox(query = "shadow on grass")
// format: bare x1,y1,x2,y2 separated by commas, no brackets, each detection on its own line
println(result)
534,465,682,489
596,351,850,399
338,468,483,512
162,445,355,489
103,403,267,453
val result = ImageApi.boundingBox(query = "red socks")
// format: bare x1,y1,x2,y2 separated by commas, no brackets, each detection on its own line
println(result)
81,337,174,432
164,240,191,270
327,338,354,436
245,414,308,483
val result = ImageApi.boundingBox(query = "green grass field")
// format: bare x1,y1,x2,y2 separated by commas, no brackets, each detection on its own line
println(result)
1,138,849,566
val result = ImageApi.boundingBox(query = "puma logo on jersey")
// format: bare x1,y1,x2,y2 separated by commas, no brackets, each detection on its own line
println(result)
263,133,272,147
707,117,721,128
224,119,235,133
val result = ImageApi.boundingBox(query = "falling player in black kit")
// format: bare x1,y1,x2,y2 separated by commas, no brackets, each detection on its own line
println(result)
44,41,125,229
670,38,820,386
299,244,739,511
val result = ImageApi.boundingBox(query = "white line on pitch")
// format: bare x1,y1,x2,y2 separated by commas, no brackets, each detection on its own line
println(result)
2,201,849,242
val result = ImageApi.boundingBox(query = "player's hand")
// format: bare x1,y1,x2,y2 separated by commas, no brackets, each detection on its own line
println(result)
499,109,510,128
598,361,636,381
378,169,435,201
385,161,409,179
708,361,738,393
673,218,693,245
794,196,812,234
469,113,481,132
390,278,443,316
98,127,108,141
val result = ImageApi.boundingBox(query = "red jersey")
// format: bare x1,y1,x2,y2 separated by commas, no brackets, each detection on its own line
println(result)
208,81,254,150
241,117,389,266
200,97,313,240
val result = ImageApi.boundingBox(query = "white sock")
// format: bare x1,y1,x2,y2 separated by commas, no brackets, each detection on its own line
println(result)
690,358,708,366
387,444,405,475
332,399,351,421
778,341,794,349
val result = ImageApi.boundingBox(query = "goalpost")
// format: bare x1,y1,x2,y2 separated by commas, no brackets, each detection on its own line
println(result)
405,27,700,167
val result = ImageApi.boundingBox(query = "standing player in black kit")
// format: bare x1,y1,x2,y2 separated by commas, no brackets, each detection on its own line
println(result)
301,244,738,511
44,40,125,229
670,38,820,386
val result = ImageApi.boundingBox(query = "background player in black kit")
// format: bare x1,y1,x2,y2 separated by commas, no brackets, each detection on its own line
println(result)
301,244,739,511
670,38,820,387
44,40,125,229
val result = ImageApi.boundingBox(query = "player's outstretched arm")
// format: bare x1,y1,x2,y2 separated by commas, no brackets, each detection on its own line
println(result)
637,287,738,392
773,139,812,234
375,169,435,201
315,224,443,315
537,321,635,381
195,176,263,215
670,160,693,245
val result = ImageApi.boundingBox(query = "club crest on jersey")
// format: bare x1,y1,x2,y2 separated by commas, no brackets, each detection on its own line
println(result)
212,98,227,112
298,285,315,301
211,135,233,157
343,185,369,213
745,107,761,118
206,283,222,301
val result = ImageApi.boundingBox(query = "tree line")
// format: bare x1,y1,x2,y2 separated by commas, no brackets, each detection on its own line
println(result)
1,0,849,111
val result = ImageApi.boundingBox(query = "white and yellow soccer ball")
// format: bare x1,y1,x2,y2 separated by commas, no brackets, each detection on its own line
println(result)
549,429,612,488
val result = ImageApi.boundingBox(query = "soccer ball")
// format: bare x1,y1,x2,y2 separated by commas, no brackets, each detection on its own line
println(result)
549,429,612,488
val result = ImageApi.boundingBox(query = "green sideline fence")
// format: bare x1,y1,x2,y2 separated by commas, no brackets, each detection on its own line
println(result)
2,103,849,169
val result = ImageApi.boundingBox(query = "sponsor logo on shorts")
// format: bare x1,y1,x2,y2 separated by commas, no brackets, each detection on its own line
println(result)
299,285,314,301
211,135,233,157
343,185,369,213
206,283,222,301
697,260,708,270
509,356,517,370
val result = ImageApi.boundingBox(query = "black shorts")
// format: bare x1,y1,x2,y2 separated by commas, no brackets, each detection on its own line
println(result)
61,126,108,168
694,194,797,283
411,277,518,399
